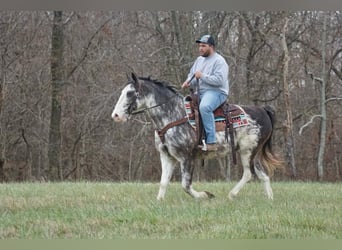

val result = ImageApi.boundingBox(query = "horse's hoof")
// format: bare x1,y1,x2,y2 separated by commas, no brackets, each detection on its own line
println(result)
204,191,215,199
228,192,236,200
156,195,164,201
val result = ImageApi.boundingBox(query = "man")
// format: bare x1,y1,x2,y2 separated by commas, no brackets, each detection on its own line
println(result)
182,34,229,151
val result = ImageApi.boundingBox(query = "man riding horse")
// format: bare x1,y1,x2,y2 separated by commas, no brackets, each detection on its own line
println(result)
182,34,229,152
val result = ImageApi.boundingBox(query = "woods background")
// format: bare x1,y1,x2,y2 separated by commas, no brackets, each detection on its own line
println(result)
0,11,341,182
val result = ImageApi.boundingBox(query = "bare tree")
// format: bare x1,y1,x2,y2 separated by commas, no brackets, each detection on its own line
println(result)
48,11,64,181
281,15,296,178
298,12,342,180
317,13,328,181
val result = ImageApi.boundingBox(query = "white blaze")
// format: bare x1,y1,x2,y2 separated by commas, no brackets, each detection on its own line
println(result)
111,84,135,122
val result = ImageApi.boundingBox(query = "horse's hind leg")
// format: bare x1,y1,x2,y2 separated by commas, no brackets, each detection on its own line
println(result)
181,158,215,199
228,150,252,200
157,150,176,201
254,158,273,199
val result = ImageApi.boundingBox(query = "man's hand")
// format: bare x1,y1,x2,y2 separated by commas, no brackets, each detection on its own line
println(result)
181,81,190,89
195,71,202,79
182,73,197,89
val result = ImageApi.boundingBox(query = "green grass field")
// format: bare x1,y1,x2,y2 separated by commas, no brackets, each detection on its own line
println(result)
0,181,341,239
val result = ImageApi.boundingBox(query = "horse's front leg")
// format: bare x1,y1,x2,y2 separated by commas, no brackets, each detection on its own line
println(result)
181,158,215,199
157,149,177,201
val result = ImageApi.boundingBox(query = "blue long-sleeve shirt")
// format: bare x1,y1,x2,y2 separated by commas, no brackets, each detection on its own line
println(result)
186,52,229,96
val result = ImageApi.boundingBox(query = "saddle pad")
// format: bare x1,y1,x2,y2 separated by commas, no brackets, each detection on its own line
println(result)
231,113,249,128
187,114,249,131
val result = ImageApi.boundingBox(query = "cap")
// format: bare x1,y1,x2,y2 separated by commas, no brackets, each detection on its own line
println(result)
195,35,215,46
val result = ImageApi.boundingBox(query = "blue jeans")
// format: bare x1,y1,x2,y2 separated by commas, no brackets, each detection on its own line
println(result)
199,90,227,144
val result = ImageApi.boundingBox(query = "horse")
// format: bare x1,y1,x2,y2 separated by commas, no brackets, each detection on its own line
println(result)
112,72,283,200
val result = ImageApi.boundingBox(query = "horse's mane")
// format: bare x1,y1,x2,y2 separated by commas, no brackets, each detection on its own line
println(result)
139,76,179,94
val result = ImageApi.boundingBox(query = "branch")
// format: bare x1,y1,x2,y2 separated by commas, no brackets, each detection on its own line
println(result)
325,97,342,104
252,89,283,103
66,15,120,79
297,97,341,135
294,38,342,81
299,114,322,135
307,72,323,83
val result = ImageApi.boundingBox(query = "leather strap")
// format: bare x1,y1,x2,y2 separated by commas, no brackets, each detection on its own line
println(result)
157,114,194,144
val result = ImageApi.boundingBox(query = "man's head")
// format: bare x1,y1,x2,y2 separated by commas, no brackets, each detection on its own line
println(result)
195,34,215,57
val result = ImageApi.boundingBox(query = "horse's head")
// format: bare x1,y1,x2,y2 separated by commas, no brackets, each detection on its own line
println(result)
111,73,141,122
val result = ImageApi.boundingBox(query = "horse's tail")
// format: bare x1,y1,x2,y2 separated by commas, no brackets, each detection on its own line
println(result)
260,105,284,176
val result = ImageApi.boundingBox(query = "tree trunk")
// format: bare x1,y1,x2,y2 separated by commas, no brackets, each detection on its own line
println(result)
281,16,296,178
0,70,4,182
171,11,183,58
317,14,327,181
48,11,64,181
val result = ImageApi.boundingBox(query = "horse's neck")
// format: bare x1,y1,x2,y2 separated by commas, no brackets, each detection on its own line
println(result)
145,95,184,128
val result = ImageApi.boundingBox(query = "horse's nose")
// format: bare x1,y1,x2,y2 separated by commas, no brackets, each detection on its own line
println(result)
111,111,117,119
112,112,126,122
112,113,119,120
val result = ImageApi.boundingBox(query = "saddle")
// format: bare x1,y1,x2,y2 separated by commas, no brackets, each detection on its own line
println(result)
185,94,248,131
184,94,249,164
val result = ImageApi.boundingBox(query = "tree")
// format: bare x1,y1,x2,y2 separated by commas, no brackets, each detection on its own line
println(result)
298,12,342,180
317,13,328,181
281,15,296,178
48,11,64,181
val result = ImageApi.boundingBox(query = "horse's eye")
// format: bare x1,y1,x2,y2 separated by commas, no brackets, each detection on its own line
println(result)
126,91,136,98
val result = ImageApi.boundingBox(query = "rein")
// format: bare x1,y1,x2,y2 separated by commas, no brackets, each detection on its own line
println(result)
130,94,179,115
129,88,192,144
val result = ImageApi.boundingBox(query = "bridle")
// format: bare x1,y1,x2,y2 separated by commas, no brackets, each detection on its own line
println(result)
124,75,196,144
126,82,181,116
130,94,180,115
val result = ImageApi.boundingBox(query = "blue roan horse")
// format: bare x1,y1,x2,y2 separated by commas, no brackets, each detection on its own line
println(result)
112,73,283,200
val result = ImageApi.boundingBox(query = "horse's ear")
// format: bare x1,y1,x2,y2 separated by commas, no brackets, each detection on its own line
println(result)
131,72,138,83
131,72,140,90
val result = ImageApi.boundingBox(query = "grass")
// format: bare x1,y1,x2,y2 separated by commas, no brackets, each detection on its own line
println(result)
0,181,341,239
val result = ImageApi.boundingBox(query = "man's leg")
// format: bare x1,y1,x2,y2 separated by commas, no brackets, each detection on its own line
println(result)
199,91,227,145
